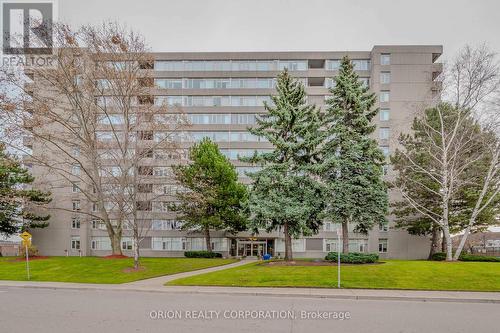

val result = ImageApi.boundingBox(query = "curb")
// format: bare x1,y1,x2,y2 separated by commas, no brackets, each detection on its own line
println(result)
1,283,499,304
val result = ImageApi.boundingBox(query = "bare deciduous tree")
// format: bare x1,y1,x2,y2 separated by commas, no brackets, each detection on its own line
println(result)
393,44,500,261
0,22,188,269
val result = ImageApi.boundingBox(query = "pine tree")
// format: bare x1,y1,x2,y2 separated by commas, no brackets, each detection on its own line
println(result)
319,56,388,253
171,138,248,252
243,69,324,261
0,145,51,236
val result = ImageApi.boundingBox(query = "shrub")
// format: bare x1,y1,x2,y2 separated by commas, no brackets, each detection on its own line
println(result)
430,252,446,261
19,245,39,258
458,254,500,262
325,252,379,264
184,251,222,258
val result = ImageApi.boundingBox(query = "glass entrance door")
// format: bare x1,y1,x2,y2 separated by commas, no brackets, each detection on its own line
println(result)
237,240,268,257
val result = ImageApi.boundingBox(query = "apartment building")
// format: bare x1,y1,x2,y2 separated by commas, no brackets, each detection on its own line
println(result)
26,45,443,259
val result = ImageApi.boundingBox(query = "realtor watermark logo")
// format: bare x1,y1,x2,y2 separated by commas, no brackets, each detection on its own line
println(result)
1,0,57,67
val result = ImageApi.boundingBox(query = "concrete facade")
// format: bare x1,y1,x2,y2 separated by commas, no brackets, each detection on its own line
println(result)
25,45,443,259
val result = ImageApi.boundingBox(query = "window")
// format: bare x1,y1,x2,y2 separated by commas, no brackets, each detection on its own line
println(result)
121,238,133,251
137,201,152,211
275,239,305,252
153,202,170,212
71,165,81,176
91,219,106,230
155,79,182,89
325,60,341,70
359,77,369,87
72,183,80,193
278,60,307,71
71,217,80,229
152,220,184,230
325,78,336,88
381,54,391,66
379,127,390,140
382,165,389,176
152,237,183,251
324,240,339,252
380,109,390,121
378,239,388,253
72,200,80,211
91,237,112,250
96,131,114,142
323,222,339,232
351,59,370,71
380,72,391,84
153,167,172,177
235,166,262,177
98,114,125,125
138,184,153,193
324,239,367,252
71,236,80,250
379,223,388,232
72,147,80,157
380,146,390,157
380,91,390,103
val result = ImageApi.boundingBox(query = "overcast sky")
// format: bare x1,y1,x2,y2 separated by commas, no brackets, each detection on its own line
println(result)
58,0,500,61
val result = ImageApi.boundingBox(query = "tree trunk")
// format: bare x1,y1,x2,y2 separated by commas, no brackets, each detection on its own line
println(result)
342,220,349,254
428,226,440,260
110,234,122,256
283,222,293,261
442,225,453,261
204,227,212,253
441,229,446,253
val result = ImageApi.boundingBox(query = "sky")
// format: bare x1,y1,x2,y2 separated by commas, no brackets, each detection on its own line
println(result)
57,0,500,61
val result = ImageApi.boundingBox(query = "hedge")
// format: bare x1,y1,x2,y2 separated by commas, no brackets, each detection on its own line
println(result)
184,251,222,258
325,252,379,264
430,252,447,261
458,254,500,262
431,252,500,262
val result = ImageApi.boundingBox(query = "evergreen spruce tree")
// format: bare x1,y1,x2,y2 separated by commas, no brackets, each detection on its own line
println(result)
171,138,248,252
319,56,388,253
0,145,51,236
243,69,324,261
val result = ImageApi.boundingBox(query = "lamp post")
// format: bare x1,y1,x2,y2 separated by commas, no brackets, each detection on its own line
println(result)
337,228,341,289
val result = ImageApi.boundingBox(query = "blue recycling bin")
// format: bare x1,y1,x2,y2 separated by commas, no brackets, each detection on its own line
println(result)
263,254,272,260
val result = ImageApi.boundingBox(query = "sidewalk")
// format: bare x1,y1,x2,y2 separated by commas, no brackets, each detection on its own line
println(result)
0,279,499,303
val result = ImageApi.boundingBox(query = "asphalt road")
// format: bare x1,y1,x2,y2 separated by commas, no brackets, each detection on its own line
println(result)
0,287,497,333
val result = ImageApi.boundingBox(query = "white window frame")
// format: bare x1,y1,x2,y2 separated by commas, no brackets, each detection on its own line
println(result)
380,109,390,121
380,72,391,84
381,54,391,66
378,239,388,253
71,236,80,250
71,217,80,229
72,200,80,211
379,127,390,140
380,91,390,103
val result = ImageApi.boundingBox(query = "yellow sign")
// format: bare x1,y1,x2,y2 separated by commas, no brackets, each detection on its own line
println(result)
21,239,31,248
20,231,32,242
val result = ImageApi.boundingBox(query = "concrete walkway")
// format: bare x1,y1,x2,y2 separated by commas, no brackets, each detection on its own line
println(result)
124,258,255,287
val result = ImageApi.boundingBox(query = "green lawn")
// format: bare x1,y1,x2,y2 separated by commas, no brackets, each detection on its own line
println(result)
0,256,237,284
167,260,500,291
